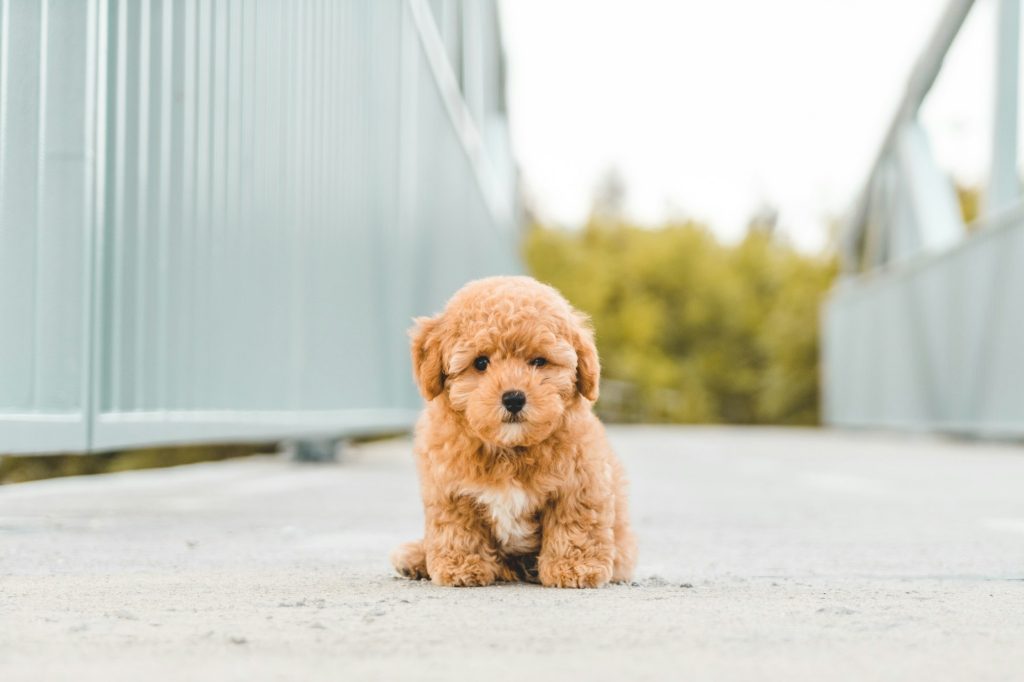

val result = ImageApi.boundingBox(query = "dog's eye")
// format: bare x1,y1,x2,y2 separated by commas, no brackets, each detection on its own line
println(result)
473,356,490,371
529,357,548,367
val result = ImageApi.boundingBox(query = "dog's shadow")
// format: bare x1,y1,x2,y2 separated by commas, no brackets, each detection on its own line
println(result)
389,574,694,591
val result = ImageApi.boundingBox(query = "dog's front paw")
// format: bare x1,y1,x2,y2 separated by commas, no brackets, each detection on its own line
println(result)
391,540,429,580
428,552,499,587
539,557,612,589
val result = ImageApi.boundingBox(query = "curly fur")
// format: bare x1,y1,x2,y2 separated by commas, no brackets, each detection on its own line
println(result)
391,276,637,588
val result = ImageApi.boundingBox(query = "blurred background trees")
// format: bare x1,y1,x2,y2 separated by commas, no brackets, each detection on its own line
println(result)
524,191,838,426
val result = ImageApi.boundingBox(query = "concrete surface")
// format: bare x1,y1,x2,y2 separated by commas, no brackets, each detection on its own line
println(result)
1,426,1023,681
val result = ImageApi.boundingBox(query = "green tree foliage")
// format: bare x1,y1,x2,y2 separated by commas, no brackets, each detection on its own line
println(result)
524,217,837,425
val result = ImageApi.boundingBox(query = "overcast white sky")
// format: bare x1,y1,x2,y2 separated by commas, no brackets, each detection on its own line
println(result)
498,0,1001,251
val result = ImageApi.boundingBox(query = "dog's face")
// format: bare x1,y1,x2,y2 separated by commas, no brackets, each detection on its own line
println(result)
410,277,599,448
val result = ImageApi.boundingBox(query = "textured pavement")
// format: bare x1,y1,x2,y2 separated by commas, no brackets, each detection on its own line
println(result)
1,426,1023,681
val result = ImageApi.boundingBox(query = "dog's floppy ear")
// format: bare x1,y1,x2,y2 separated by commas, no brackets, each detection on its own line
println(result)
572,311,600,402
410,315,446,401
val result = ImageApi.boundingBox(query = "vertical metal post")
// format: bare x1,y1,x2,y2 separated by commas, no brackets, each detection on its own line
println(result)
896,120,964,255
988,0,1020,214
290,438,341,463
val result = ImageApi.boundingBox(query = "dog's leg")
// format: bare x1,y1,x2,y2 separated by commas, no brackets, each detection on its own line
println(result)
610,458,637,583
537,489,615,588
424,494,505,587
390,540,429,580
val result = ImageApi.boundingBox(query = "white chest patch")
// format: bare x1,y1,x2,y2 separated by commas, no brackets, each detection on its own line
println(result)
470,485,539,554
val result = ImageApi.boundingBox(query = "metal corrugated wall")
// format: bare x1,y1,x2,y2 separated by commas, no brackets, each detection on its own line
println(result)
0,0,520,454
822,212,1024,438
0,0,96,452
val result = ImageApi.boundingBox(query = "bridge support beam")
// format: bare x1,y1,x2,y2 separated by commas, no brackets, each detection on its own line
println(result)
895,121,964,258
989,0,1020,214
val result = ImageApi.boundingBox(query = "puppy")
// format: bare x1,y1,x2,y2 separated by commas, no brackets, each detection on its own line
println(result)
391,276,636,588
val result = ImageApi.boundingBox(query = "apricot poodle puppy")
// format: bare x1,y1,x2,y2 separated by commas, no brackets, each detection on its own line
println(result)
391,276,636,588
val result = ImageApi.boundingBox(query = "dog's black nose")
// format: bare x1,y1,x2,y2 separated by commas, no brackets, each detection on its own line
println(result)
502,390,526,414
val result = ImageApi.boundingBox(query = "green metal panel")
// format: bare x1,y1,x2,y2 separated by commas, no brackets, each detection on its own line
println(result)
0,0,520,454
0,0,96,452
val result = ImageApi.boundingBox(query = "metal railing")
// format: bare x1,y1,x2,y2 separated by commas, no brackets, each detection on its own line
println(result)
0,0,520,454
823,0,1024,437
